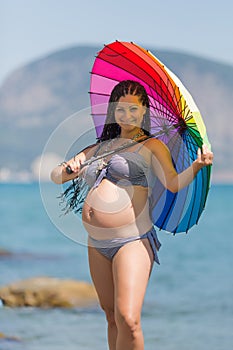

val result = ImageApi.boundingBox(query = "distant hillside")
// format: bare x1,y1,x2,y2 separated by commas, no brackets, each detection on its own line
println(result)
0,45,232,182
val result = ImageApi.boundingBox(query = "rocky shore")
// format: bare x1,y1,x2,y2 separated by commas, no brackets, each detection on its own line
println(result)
0,332,21,342
0,249,12,257
0,276,98,308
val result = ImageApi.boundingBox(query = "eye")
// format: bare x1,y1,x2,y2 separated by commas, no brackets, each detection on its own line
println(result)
129,107,139,112
115,107,125,113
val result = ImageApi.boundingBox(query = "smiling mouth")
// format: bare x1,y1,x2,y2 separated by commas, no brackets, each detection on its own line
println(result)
119,119,137,124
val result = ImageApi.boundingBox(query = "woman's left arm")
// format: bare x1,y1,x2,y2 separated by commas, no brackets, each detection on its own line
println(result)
148,139,213,193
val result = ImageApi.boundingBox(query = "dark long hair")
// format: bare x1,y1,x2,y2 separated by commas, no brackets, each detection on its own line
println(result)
98,80,151,141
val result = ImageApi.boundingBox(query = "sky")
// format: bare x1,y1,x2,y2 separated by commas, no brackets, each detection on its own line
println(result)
1,0,233,85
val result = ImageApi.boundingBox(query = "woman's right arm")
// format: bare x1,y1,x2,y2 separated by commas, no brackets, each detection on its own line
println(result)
50,144,98,184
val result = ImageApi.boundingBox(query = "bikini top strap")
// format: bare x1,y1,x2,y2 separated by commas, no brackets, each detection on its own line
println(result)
93,141,105,156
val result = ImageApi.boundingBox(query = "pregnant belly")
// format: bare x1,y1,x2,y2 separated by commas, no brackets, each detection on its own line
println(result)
82,179,152,240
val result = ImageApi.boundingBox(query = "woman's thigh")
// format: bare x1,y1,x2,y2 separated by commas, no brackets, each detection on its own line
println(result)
88,246,114,311
112,238,154,320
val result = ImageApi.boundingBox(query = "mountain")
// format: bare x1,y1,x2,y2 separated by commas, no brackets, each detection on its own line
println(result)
0,45,232,183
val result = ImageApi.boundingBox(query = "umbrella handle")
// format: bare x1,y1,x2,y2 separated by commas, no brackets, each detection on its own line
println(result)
65,135,151,175
65,144,136,174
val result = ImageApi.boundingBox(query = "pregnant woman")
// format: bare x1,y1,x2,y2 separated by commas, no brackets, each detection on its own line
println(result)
51,80,213,350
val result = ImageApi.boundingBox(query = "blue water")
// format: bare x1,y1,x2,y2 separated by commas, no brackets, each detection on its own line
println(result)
0,183,233,350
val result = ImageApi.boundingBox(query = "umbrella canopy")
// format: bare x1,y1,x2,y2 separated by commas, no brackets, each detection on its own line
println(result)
90,41,212,234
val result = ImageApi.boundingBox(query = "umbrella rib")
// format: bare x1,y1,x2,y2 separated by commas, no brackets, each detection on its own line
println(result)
89,91,111,97
147,75,178,128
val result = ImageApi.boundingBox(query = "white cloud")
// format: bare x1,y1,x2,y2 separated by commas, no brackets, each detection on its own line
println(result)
31,152,63,182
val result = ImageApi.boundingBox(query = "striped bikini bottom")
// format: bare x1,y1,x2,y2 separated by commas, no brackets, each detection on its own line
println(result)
88,226,161,265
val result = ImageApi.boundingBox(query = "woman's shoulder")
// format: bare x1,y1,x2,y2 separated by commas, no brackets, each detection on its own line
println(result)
143,137,168,152
142,137,172,164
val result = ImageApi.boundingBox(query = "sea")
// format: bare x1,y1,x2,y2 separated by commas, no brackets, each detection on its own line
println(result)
0,182,232,350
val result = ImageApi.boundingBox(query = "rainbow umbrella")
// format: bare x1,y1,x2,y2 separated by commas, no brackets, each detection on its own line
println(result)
90,41,212,234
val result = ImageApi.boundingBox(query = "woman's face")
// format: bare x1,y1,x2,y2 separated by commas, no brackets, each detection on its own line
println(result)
114,94,146,132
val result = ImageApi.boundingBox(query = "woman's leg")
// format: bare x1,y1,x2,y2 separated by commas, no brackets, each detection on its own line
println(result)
112,238,154,350
88,246,117,350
